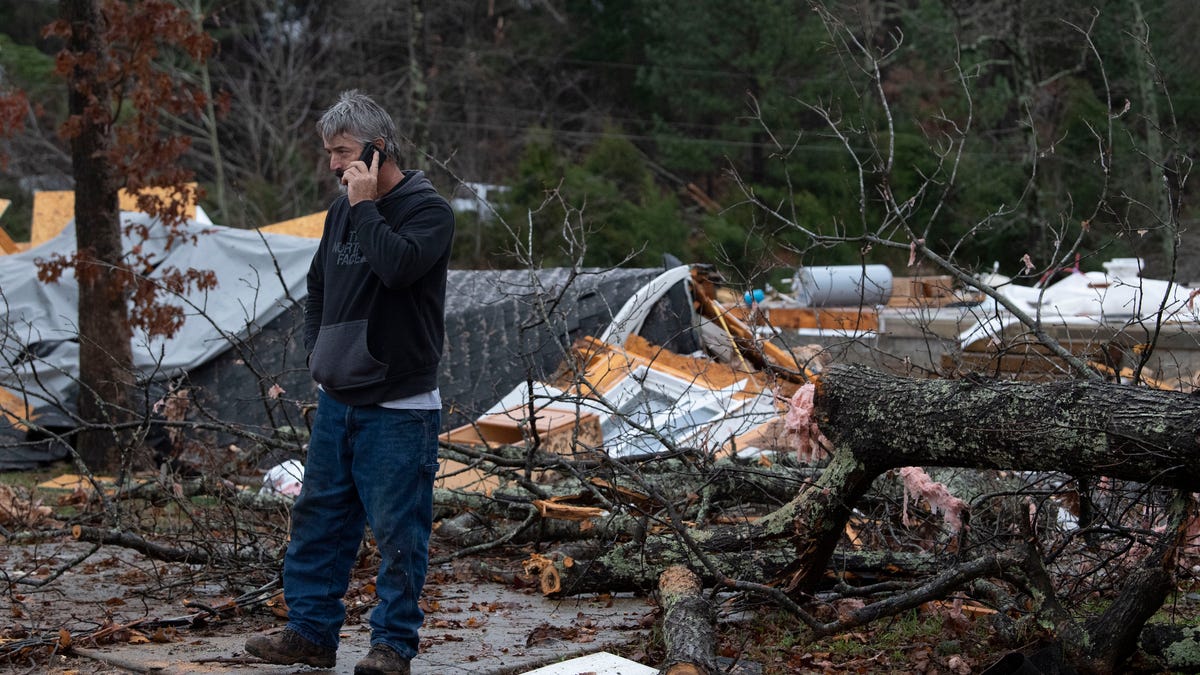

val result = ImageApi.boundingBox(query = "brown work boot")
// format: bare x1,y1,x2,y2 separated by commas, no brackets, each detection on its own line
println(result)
355,643,411,675
245,627,336,668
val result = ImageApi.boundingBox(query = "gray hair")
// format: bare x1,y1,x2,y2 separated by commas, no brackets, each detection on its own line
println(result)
316,90,402,162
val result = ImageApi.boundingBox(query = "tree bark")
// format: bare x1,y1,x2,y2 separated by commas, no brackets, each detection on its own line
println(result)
62,0,135,471
534,366,1200,596
657,566,717,675
787,364,1200,592
526,543,801,598
525,541,937,598
528,365,1199,674
814,364,1200,490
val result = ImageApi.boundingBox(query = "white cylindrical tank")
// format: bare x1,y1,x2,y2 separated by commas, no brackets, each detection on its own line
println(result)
1101,257,1143,281
794,264,894,307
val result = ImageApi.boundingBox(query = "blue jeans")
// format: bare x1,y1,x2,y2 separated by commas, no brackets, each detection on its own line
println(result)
283,390,440,659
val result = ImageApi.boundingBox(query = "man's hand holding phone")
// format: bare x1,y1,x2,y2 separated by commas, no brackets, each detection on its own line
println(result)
344,142,385,205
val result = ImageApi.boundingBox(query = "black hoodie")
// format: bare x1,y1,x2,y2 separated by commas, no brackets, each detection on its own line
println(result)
304,170,455,405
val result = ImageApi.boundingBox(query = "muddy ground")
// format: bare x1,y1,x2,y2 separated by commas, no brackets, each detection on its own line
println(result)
3,465,1197,674
1,535,661,675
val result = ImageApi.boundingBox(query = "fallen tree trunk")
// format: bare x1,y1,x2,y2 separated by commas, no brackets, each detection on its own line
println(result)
814,364,1200,489
536,365,1199,674
657,565,718,675
780,364,1200,593
525,543,801,597
526,543,942,598
526,367,1200,594
433,458,816,518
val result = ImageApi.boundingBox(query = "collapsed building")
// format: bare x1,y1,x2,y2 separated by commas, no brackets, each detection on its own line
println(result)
0,202,676,469
3,187,1200,475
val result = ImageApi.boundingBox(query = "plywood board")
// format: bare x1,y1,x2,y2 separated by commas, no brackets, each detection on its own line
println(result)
258,211,327,238
434,457,500,495
0,385,30,429
31,190,74,246
0,215,19,254
31,186,199,246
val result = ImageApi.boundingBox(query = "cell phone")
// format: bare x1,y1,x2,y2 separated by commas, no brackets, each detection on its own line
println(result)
358,142,386,168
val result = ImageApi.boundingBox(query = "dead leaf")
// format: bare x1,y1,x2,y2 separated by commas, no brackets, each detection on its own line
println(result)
0,484,60,529
525,622,581,647
834,598,865,622
265,591,289,619
948,654,972,674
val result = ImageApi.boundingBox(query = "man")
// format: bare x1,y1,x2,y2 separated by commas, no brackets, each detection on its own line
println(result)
246,90,455,675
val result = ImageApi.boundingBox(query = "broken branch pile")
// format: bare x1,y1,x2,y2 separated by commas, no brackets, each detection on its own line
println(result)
439,363,1200,674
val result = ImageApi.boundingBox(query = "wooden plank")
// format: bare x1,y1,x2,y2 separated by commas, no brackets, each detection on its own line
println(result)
0,225,19,255
728,305,879,331
0,197,16,255
442,406,602,457
434,458,500,495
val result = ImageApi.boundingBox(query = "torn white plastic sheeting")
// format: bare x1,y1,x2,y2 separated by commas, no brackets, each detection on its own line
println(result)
958,261,1200,349
591,364,777,457
519,650,656,675
478,363,779,458
260,459,304,497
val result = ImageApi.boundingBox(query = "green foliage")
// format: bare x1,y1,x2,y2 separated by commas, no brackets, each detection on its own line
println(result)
0,1,58,50
0,32,64,120
0,176,31,241
497,130,691,268
0,33,53,84
3,0,1197,282
636,0,834,183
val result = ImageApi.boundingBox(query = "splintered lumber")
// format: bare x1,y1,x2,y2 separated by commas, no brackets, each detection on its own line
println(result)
689,269,810,382
727,305,879,332
657,566,718,675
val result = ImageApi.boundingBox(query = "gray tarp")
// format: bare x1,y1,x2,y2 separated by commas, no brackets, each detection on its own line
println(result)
1,214,678,468
0,213,315,423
